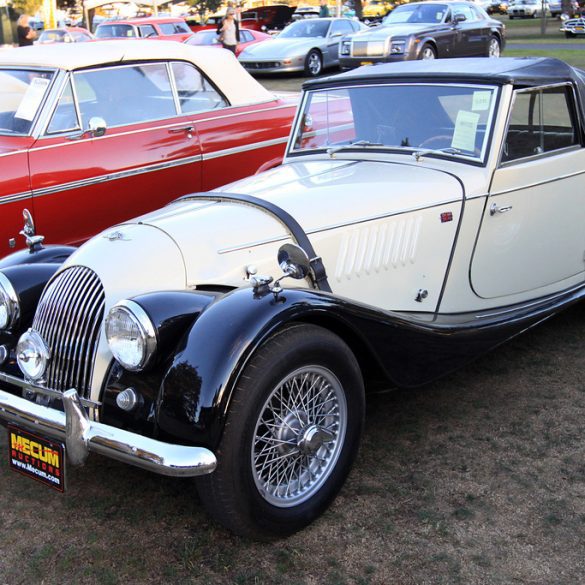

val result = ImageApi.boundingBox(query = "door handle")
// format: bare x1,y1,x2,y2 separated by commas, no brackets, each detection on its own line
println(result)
490,203,512,216
169,125,194,137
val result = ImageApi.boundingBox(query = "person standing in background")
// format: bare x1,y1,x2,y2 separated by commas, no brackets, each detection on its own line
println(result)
217,7,240,54
16,14,36,47
319,0,330,17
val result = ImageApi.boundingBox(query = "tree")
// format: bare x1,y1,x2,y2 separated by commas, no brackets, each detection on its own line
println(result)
10,0,43,16
187,0,223,20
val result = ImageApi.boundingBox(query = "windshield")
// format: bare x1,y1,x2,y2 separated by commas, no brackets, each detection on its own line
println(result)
0,69,54,135
382,3,449,24
95,24,136,38
291,83,499,162
279,19,330,38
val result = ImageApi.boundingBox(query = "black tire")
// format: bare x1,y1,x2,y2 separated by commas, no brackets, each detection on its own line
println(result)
418,43,436,60
196,323,365,539
304,49,323,76
509,14,515,18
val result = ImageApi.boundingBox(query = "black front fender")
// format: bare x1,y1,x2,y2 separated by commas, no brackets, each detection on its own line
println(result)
157,286,352,449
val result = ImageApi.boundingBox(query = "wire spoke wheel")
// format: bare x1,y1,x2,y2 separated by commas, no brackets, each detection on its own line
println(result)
196,324,363,538
252,365,347,507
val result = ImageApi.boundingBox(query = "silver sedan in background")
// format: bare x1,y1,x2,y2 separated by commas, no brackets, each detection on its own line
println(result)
238,17,366,77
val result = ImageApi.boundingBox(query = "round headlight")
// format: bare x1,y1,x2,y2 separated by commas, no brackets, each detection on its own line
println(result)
105,301,157,372
0,272,20,331
16,329,50,381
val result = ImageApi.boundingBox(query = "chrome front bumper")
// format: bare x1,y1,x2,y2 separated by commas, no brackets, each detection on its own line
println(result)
0,376,217,478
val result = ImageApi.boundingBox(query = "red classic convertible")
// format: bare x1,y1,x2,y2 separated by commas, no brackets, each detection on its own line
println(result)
0,41,297,256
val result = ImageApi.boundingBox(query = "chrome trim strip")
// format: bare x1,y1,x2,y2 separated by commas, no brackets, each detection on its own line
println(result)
0,384,217,477
202,136,288,161
0,150,28,159
0,191,32,206
31,155,202,198
490,166,585,197
29,135,287,199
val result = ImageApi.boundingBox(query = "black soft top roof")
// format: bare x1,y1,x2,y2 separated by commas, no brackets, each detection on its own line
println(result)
304,57,585,96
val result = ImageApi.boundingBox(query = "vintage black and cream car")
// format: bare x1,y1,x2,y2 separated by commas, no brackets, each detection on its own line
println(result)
1,57,584,538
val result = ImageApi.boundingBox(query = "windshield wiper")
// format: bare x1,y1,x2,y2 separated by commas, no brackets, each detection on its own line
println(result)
327,140,383,158
412,147,464,162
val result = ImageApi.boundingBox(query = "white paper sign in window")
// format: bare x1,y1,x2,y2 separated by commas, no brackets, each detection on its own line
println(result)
451,110,480,152
472,90,491,112
15,77,50,121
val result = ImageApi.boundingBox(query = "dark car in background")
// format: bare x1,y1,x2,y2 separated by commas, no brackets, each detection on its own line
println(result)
339,1,504,67
241,5,297,31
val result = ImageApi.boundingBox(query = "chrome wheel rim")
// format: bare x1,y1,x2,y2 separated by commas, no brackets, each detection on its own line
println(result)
307,53,322,75
421,47,435,60
489,39,500,57
251,365,347,508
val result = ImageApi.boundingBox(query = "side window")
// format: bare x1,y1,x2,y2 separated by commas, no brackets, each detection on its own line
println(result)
138,25,157,37
171,62,228,114
502,85,579,163
330,20,353,35
46,78,80,134
453,5,475,21
159,22,190,34
74,63,176,129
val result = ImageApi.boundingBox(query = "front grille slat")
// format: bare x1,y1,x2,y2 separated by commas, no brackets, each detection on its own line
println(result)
54,268,86,391
32,267,105,399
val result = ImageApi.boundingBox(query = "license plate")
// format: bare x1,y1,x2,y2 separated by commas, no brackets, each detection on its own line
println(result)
360,61,373,66
575,26,584,31
8,425,66,492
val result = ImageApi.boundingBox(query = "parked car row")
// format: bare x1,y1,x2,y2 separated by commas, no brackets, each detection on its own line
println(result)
1,55,585,540
239,3,504,77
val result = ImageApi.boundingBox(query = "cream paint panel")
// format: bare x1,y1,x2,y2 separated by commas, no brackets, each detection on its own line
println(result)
471,149,585,299
311,204,461,311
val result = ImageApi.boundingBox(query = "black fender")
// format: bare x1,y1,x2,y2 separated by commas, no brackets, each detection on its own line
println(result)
155,282,585,450
0,263,62,334
0,245,76,269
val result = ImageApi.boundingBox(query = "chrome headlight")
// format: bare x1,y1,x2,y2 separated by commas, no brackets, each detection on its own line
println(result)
105,300,157,372
390,40,406,54
340,40,351,56
17,329,50,381
0,272,20,331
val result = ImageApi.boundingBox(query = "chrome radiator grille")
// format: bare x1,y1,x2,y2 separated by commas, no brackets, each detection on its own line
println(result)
32,266,105,398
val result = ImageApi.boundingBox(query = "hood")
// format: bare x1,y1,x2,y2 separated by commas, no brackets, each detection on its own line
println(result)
123,160,463,285
239,37,321,59
350,23,440,40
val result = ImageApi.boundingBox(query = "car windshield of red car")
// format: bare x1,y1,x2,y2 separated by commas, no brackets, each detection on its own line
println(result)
95,23,136,38
0,69,55,135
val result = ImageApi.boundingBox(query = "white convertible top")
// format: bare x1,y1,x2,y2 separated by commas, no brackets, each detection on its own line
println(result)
0,41,276,106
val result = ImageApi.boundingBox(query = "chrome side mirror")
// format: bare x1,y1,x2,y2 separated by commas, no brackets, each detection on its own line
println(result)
88,116,107,138
277,243,311,279
67,116,107,141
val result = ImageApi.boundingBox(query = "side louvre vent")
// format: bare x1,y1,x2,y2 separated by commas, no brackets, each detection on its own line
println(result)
32,266,105,399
